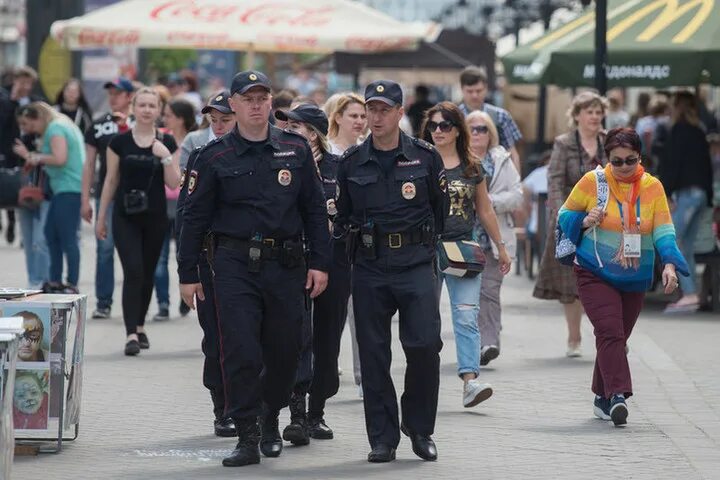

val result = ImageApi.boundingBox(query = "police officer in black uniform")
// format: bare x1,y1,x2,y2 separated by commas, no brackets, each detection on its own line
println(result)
274,104,351,443
178,71,330,468
335,80,448,463
175,91,236,438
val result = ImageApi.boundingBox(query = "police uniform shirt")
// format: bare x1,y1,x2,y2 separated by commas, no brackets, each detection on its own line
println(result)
335,131,449,268
178,125,330,284
85,113,135,195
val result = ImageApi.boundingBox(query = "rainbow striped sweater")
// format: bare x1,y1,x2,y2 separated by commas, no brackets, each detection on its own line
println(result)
558,170,689,292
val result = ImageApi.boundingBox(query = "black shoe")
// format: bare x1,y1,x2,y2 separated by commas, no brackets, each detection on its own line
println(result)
283,393,310,446
480,345,500,366
308,416,334,440
260,412,283,458
222,420,260,467
124,339,140,356
214,417,237,437
6,225,14,245
401,424,437,461
137,332,150,349
367,444,396,463
179,301,191,317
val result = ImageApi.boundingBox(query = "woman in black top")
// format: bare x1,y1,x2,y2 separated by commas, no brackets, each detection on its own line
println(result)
53,78,92,135
96,87,181,355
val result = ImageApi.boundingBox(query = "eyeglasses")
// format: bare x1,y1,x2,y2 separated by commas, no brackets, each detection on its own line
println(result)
427,120,455,133
610,156,640,167
470,125,489,135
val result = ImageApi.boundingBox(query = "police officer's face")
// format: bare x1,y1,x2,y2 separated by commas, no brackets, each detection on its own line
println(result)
366,101,403,140
230,87,272,128
209,111,236,137
461,81,487,110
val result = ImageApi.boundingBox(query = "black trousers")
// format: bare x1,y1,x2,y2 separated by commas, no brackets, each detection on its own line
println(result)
113,212,168,335
211,245,305,422
307,243,352,418
353,261,442,449
197,250,225,420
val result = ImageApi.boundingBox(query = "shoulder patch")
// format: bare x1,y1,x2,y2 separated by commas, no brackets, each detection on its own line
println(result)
413,137,436,153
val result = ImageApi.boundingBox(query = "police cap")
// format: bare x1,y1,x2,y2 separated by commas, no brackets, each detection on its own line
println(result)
201,90,232,115
231,70,272,96
364,80,403,107
275,103,329,136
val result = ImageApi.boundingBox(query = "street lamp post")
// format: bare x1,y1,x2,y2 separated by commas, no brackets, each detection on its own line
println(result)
594,0,608,95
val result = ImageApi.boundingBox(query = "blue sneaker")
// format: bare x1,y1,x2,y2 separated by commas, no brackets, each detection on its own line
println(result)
610,395,628,426
593,395,611,420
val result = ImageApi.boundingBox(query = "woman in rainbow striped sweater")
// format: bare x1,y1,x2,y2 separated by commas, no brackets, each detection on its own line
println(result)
558,127,689,427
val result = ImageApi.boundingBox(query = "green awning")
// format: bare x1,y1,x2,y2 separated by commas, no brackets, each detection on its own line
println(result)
502,0,720,87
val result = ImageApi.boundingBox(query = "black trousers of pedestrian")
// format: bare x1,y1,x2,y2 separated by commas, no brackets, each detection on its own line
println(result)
211,246,305,422
293,303,313,396
307,242,352,418
113,212,168,335
353,261,442,449
197,249,225,420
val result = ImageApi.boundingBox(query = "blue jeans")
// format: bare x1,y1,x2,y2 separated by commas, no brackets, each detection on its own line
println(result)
437,271,482,377
672,187,707,295
153,220,174,308
18,203,50,288
95,198,115,309
44,192,81,285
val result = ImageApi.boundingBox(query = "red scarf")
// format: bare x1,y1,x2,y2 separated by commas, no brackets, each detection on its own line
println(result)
604,164,645,269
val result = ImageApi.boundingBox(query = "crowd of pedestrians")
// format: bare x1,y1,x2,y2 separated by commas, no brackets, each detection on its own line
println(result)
0,61,718,466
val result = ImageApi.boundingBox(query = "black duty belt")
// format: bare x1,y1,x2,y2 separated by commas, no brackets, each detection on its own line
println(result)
380,228,424,249
216,235,298,260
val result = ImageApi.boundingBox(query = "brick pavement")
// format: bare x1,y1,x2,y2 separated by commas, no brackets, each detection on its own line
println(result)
4,226,719,479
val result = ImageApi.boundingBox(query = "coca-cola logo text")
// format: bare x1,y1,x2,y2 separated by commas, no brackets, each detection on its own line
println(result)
150,1,333,27
77,29,140,46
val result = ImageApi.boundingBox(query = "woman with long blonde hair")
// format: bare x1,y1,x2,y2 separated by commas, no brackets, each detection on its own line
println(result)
327,93,367,155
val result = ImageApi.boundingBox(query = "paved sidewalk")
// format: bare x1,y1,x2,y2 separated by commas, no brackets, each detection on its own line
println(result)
4,225,720,479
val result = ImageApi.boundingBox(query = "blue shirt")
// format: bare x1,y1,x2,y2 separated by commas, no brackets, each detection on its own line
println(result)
42,119,85,194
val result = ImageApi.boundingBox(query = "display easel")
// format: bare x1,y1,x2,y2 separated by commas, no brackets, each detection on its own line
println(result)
1,294,87,453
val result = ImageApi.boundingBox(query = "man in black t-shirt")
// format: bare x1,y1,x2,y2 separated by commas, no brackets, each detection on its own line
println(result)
81,77,135,319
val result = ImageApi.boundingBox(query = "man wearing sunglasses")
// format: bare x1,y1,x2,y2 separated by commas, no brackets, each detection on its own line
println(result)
458,66,522,171
335,80,449,463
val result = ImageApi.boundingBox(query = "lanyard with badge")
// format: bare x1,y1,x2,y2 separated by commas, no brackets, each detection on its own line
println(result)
617,198,641,258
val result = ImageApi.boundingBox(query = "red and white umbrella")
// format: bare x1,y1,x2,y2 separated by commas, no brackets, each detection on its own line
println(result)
51,0,441,53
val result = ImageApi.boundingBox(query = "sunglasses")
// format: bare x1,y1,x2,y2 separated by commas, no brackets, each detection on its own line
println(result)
610,156,640,167
427,120,455,133
470,125,489,135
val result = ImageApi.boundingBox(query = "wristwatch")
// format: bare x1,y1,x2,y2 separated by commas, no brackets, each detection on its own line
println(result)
160,155,173,166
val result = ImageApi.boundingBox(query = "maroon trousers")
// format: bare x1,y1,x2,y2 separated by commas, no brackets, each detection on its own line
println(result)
575,266,645,399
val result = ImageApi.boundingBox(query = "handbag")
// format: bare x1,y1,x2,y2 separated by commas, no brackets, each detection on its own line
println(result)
437,239,486,278
555,166,609,266
17,168,45,210
0,167,22,208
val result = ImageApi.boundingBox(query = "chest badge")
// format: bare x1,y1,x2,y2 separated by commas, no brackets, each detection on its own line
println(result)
401,182,416,200
278,169,292,186
326,199,338,216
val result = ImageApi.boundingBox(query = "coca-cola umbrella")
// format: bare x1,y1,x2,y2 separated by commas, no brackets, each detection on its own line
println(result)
50,0,441,53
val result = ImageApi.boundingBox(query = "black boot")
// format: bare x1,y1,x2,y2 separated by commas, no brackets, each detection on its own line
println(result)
222,419,260,467
210,391,235,437
308,416,334,440
259,408,283,458
282,392,310,446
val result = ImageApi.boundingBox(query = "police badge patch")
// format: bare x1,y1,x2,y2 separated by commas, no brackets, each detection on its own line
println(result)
188,170,198,194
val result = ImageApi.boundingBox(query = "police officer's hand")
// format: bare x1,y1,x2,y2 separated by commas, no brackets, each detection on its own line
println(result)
306,269,328,299
180,283,205,310
498,247,512,276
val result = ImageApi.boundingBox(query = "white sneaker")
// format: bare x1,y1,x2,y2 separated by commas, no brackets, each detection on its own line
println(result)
357,384,364,399
566,342,582,358
463,380,493,408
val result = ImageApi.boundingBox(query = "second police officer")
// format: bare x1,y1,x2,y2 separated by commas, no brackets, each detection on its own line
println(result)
335,80,449,463
274,104,351,444
175,91,237,438
178,71,330,468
